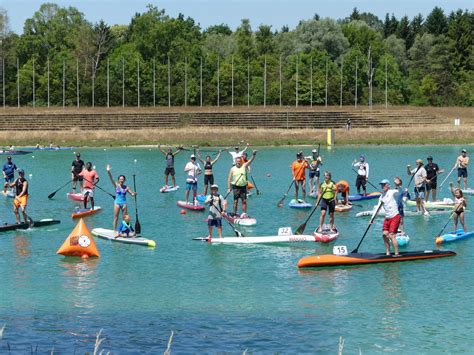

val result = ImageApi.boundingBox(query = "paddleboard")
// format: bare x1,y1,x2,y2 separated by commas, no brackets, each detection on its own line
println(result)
313,226,339,243
177,200,205,211
160,185,179,193
67,192,84,202
298,250,456,268
406,199,454,210
396,231,410,246
356,209,458,218
2,190,14,198
193,235,316,244
289,199,312,209
71,206,103,219
461,188,474,195
224,213,257,226
0,219,60,233
348,192,382,202
91,228,156,247
335,204,352,212
0,150,31,155
436,229,474,244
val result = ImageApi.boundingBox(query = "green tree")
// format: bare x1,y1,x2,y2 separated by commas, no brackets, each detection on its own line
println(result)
425,7,448,35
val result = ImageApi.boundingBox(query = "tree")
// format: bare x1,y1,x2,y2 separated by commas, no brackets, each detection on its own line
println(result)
425,7,448,35
255,25,275,55
383,14,398,38
406,14,424,49
235,19,255,59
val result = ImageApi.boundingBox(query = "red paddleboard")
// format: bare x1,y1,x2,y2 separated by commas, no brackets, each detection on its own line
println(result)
177,200,205,211
72,206,103,219
313,226,339,243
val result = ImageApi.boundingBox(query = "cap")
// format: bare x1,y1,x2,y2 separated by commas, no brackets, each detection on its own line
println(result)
427,156,433,160
461,149,467,153
416,159,423,164
360,155,365,160
312,149,317,153
379,179,390,185
7,156,11,159
17,169,24,174
190,154,196,159
210,184,219,189
76,153,81,157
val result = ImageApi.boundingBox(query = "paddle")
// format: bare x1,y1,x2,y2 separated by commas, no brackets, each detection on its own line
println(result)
277,157,309,208
351,201,384,253
209,196,243,238
434,204,463,239
132,175,141,234
78,174,115,199
439,165,456,190
250,175,261,195
295,187,328,235
47,179,71,199
351,168,378,191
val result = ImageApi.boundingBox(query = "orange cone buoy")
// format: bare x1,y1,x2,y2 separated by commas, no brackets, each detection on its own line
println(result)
57,218,100,257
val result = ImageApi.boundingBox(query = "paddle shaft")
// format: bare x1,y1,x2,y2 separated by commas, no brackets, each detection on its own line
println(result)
439,165,456,189
209,196,243,237
277,157,309,207
132,174,141,234
406,165,422,189
250,175,260,195
435,203,464,237
295,187,328,235
47,179,71,199
351,201,384,253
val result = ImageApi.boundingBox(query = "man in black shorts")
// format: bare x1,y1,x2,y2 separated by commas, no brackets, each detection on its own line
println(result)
159,144,182,188
227,152,257,217
425,156,443,202
71,153,85,192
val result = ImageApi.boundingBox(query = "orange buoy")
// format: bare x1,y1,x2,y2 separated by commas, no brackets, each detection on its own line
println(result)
180,209,187,215
247,182,254,190
57,218,100,257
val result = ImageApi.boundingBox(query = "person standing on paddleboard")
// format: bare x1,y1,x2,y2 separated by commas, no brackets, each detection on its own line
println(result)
307,149,322,194
204,184,227,239
456,149,469,190
71,153,85,193
449,182,467,232
407,159,429,216
9,169,29,224
393,177,409,234
158,144,183,188
291,152,309,202
3,156,17,194
184,155,202,205
334,180,350,205
317,171,337,233
227,151,257,217
425,156,442,202
78,162,99,210
106,164,136,235
229,143,249,165
377,179,401,257
197,149,222,196
352,155,369,195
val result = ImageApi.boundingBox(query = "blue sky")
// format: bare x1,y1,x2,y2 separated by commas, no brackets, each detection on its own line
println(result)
3,0,472,34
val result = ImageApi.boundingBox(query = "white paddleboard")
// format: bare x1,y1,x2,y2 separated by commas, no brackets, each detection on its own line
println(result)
91,228,156,247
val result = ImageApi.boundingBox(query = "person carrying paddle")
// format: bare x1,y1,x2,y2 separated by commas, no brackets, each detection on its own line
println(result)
71,153,85,192
425,156,443,202
229,143,249,165
9,169,29,224
376,179,401,257
449,182,467,232
352,155,369,195
306,149,323,194
106,164,136,235
227,151,257,216
334,180,350,205
456,149,469,190
3,156,17,194
317,171,337,233
204,184,227,239
184,154,202,205
197,149,222,196
291,152,309,202
159,144,183,188
78,162,99,210
407,159,429,216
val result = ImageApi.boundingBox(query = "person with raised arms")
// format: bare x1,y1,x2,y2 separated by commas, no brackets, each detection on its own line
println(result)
291,152,309,202
78,162,99,210
9,169,29,224
3,156,17,194
158,144,183,188
197,149,222,196
229,143,249,165
317,171,337,233
425,156,443,202
334,179,350,205
307,149,323,194
227,151,257,217
106,164,136,235
456,149,469,190
71,152,85,192
393,177,409,234
449,182,467,232
204,184,227,239
352,155,369,195
407,159,429,216
375,179,401,257
184,154,202,205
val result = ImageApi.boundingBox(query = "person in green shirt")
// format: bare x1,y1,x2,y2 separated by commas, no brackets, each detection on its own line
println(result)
227,151,257,216
317,171,337,232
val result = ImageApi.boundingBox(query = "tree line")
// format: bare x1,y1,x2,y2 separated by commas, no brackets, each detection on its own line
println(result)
0,4,472,108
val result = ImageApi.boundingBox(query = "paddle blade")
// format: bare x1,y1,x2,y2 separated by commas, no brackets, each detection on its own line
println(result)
47,192,56,199
277,196,286,208
135,220,141,235
295,222,307,235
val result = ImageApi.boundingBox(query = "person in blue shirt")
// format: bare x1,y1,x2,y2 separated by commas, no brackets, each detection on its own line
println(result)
3,156,17,194
394,177,410,233
117,214,136,238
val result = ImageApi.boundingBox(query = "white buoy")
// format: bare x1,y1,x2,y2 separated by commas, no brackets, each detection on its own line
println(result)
29,174,33,179
134,159,137,163
93,165,96,170
32,156,35,159
104,148,107,151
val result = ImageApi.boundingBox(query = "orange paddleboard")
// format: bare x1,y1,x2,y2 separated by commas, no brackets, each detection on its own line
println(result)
71,206,103,219
57,218,100,257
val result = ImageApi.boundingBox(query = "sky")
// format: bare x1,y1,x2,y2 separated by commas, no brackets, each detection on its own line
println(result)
2,0,472,34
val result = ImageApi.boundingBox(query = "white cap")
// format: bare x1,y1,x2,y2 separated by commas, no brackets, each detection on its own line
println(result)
211,184,219,189
190,154,196,158
312,149,317,153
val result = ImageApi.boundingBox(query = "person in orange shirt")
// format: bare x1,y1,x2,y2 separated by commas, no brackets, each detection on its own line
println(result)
291,152,309,202
335,180,350,205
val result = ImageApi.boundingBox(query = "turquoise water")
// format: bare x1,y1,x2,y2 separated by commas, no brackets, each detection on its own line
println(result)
0,146,473,353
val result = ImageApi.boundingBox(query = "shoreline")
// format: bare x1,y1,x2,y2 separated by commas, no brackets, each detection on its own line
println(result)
1,125,473,147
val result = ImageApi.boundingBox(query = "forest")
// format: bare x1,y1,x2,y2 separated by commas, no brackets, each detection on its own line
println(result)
0,4,472,107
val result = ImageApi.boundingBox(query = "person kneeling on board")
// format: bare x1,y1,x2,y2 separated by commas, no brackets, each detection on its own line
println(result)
334,180,350,205
117,214,136,238
204,185,227,239
376,179,401,257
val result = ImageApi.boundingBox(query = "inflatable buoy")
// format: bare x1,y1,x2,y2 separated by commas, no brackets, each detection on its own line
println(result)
267,173,271,177
57,218,100,257
247,182,254,190
180,209,187,215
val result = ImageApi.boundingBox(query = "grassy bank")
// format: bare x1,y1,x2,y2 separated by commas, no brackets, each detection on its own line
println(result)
1,125,472,147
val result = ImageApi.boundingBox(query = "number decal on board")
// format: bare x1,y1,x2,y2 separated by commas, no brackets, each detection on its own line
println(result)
278,227,293,236
333,245,348,256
